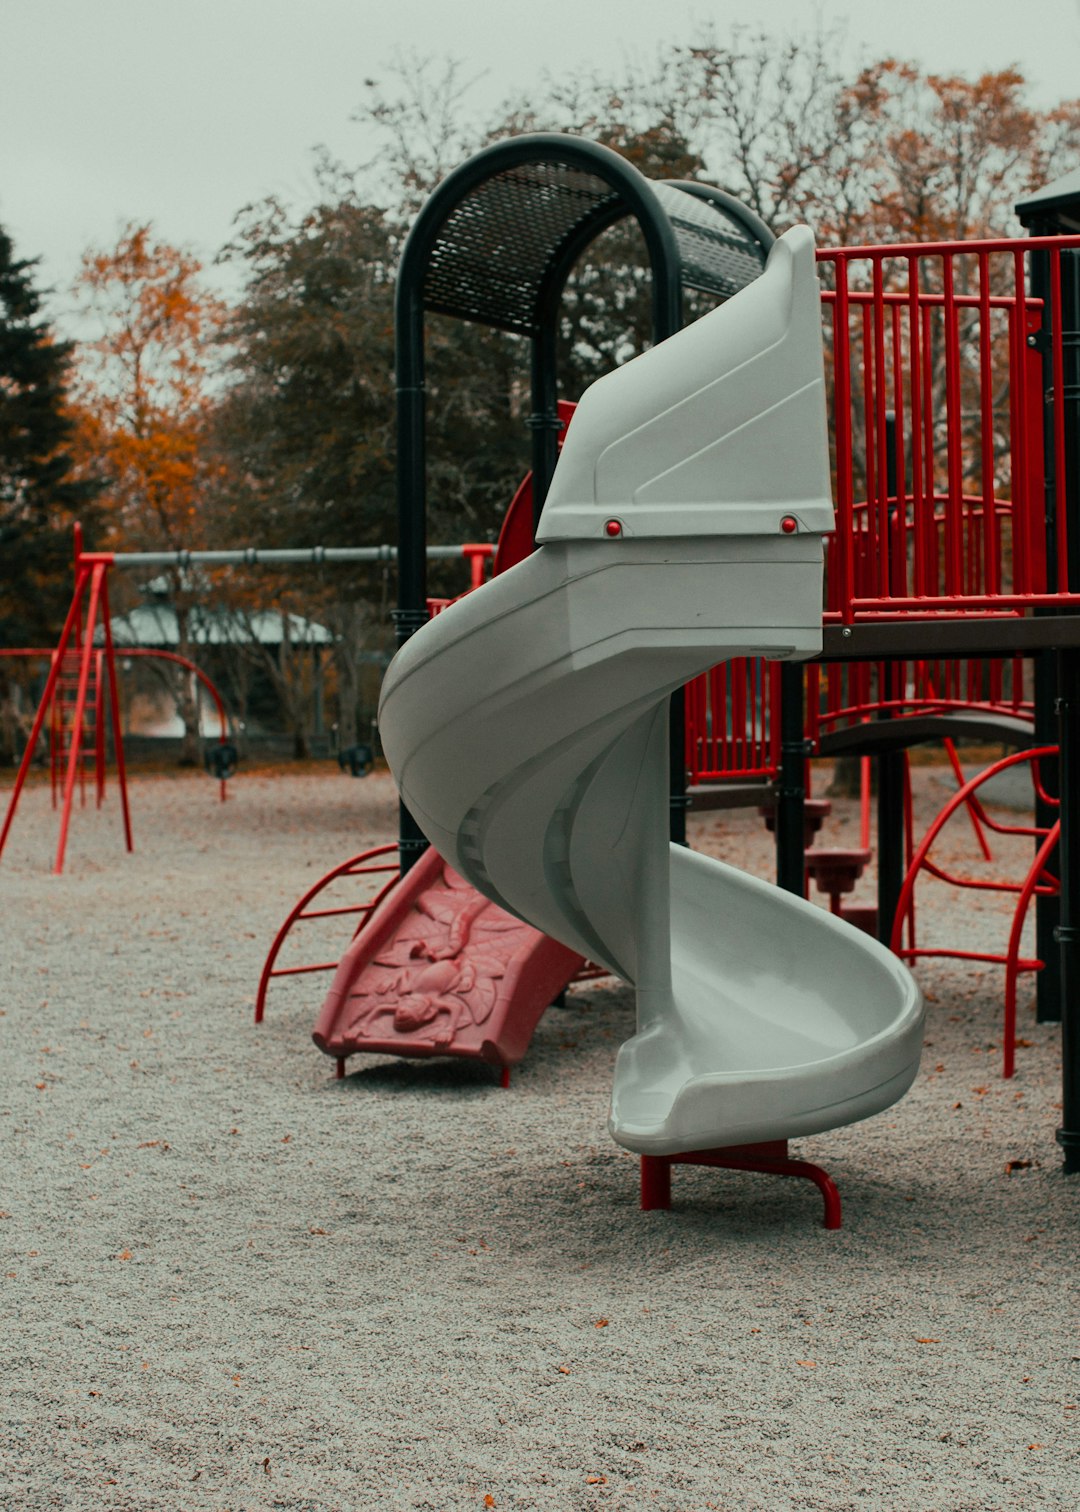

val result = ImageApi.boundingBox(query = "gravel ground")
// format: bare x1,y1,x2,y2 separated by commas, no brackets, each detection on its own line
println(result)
1,765,1078,1512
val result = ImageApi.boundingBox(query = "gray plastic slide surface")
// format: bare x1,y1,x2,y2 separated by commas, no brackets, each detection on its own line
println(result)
379,227,924,1155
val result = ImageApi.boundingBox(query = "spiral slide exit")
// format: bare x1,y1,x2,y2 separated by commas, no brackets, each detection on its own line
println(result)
379,227,923,1163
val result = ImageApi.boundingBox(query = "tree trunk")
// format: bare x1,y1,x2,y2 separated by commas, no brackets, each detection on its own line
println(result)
176,671,201,766
0,675,22,766
174,591,202,766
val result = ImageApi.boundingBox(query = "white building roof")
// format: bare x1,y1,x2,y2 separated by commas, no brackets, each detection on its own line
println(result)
101,605,334,648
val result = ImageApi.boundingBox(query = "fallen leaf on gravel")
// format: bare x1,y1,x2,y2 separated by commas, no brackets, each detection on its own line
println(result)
595,1318,609,1328
796,1360,817,1368
915,1338,939,1344
309,1227,328,1235
952,1102,963,1110
281,1135,291,1144
116,1250,132,1261
557,1366,570,1375
263,1457,271,1474
34,1083,46,1091
1028,1443,1043,1450
1015,1038,1033,1048
484,1497,495,1508
972,1087,989,1097
1005,1159,1033,1174
586,1476,607,1485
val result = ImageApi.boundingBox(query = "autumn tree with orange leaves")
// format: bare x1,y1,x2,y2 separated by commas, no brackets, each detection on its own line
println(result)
70,224,229,762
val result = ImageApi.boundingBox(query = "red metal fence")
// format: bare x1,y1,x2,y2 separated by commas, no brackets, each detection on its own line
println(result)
819,234,1080,620
685,233,1080,785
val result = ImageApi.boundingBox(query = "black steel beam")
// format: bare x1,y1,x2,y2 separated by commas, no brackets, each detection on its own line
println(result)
776,662,807,896
821,617,1080,663
1056,648,1080,1173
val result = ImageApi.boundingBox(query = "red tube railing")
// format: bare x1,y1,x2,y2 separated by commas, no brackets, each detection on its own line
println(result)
817,233,1080,624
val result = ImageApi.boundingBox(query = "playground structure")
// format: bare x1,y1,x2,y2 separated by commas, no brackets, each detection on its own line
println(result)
0,535,494,874
265,136,1080,1210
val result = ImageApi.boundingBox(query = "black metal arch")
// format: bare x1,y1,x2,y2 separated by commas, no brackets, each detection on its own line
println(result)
392,133,774,865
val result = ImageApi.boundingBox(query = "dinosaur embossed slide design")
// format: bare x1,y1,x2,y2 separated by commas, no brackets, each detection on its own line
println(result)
378,226,924,1157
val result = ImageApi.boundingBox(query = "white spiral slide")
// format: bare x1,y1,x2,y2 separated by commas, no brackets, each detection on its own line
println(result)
378,226,923,1158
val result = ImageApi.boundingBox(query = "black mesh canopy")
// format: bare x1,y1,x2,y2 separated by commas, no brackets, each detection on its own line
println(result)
650,181,770,305
420,154,770,335
394,135,776,859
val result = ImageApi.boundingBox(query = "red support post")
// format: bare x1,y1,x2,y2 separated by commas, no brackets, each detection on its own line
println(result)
0,567,92,862
99,575,133,853
639,1143,841,1229
54,562,106,874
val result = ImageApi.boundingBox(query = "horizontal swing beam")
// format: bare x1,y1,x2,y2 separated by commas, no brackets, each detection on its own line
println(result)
99,544,492,569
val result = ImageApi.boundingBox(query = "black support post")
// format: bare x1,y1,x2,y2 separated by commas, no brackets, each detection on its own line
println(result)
392,281,431,875
1056,248,1080,1167
669,689,689,847
528,325,561,531
877,748,906,946
1056,647,1080,1173
877,417,905,945
776,662,807,895
1030,237,1066,1013
1035,651,1062,1020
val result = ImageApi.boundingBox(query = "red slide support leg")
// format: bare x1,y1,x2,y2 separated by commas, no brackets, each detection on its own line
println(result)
640,1155,672,1210
639,1141,842,1229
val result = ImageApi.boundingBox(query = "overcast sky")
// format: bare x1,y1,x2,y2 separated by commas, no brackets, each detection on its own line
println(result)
4,0,1080,329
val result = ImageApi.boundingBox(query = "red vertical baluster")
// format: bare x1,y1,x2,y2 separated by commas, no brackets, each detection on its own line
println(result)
832,258,855,620
890,301,908,598
922,302,938,595
907,256,926,597
942,253,964,599
978,252,999,598
1051,247,1069,593
872,258,890,603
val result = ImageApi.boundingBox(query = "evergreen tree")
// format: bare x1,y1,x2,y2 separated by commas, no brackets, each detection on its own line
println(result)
0,226,99,645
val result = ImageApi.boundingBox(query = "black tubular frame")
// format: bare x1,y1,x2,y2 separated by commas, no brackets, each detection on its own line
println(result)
392,134,773,869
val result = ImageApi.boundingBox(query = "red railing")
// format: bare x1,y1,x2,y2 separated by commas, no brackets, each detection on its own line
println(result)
685,657,780,784
818,233,1080,621
686,234,1080,783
